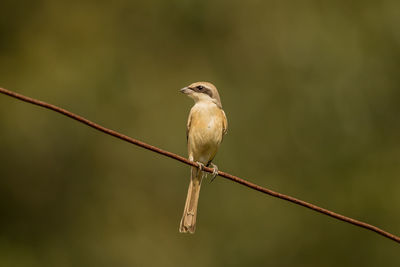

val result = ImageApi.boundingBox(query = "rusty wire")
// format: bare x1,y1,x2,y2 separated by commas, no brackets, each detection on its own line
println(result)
1,87,399,244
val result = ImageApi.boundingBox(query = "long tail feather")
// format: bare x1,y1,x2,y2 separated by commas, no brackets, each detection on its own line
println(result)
179,167,203,233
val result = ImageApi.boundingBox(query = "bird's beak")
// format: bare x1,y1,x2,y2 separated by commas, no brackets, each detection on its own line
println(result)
180,87,192,94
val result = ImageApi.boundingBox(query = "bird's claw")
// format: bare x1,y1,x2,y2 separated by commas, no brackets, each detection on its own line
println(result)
195,161,205,177
209,163,219,183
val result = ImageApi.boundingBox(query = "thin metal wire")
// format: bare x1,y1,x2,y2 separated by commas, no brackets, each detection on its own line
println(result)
1,87,399,244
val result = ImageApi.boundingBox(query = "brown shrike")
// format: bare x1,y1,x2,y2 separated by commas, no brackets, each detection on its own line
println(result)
179,82,228,233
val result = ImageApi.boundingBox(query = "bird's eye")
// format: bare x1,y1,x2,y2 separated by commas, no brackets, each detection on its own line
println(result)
197,85,204,90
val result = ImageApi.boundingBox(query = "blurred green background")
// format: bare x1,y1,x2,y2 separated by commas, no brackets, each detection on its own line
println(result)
1,0,399,266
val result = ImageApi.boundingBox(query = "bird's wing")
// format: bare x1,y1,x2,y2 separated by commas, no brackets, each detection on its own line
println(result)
186,109,193,142
221,109,228,136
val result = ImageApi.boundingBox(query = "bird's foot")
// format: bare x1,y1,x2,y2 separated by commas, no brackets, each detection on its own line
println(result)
209,163,219,183
195,161,205,177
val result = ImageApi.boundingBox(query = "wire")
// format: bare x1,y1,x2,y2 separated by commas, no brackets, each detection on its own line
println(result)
1,87,399,244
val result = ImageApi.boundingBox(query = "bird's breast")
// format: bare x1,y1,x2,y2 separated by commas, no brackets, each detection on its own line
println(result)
188,103,224,162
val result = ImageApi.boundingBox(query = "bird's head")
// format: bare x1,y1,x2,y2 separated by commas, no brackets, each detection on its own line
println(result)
180,81,222,108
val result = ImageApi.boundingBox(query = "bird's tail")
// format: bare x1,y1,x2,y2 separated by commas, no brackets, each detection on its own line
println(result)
179,166,203,233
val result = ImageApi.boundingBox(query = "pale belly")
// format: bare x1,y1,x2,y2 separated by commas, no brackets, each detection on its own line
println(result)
188,109,224,164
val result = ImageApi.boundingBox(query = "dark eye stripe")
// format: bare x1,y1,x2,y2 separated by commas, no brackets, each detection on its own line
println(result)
204,88,213,98
193,85,213,98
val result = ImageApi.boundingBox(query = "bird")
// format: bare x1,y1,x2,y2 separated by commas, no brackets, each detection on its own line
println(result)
179,81,228,233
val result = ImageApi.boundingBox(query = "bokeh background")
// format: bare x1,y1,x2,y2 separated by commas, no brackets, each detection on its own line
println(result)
1,1,400,266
